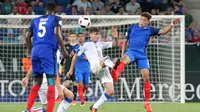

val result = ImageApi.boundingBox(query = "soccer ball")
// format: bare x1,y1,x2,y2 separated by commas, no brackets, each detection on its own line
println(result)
78,16,91,28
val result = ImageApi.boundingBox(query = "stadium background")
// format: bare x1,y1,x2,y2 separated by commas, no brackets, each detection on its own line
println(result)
0,0,200,107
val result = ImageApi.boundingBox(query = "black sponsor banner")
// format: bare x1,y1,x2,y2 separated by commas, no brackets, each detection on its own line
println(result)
185,72,200,102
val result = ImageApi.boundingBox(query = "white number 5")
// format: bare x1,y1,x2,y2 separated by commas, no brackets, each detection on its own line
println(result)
38,21,46,38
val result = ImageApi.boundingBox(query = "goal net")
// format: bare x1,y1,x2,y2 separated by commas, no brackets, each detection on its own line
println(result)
0,15,185,103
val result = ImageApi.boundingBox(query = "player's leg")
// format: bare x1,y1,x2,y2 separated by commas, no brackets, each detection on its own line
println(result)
25,55,43,111
75,68,85,106
137,59,152,112
57,85,74,112
72,78,78,105
25,76,43,111
81,70,90,106
111,51,134,82
90,69,114,112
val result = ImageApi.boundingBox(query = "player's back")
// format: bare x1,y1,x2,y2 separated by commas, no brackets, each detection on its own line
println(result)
31,15,60,50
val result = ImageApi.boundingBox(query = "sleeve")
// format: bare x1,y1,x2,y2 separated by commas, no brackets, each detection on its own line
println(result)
77,44,87,56
54,16,62,27
100,42,113,49
150,27,160,36
125,25,133,40
28,20,34,33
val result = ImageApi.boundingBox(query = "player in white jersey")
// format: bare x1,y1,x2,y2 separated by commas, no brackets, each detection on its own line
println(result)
22,49,74,112
67,27,118,112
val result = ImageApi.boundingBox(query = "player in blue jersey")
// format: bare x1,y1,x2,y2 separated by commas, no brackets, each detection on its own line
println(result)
73,32,90,106
111,12,180,112
24,2,68,112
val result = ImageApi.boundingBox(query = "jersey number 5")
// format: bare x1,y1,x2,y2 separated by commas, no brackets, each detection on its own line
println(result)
38,21,46,38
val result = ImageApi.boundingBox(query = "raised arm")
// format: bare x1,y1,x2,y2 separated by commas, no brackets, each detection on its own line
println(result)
158,18,180,35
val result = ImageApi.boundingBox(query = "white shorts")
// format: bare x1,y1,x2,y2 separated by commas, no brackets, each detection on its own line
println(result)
38,83,65,105
90,60,103,76
90,60,113,84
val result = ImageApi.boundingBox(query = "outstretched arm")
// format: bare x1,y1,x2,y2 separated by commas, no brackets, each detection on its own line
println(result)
158,18,180,35
22,67,32,87
66,54,78,77
121,39,128,57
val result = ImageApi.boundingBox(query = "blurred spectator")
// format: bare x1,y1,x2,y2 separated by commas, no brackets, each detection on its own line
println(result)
110,0,124,14
68,5,79,15
40,0,56,5
79,7,85,15
57,0,71,7
151,8,158,15
16,0,28,15
7,6,21,24
91,0,104,12
26,5,35,15
96,2,114,15
1,0,14,14
72,0,92,14
86,7,93,15
185,28,192,42
18,29,26,44
126,0,140,15
166,6,174,15
182,7,193,28
3,29,18,43
140,0,155,12
56,5,66,15
116,6,128,15
191,29,200,42
136,7,142,15
33,2,44,15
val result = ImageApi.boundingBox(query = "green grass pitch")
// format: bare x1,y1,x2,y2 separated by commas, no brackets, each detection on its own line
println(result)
0,103,199,112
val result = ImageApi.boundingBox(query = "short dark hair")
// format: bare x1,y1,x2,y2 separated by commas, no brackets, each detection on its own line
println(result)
78,32,84,36
89,27,99,33
141,12,152,20
69,32,76,36
46,2,57,12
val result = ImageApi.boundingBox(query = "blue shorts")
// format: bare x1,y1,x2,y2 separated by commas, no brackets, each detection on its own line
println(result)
124,50,150,69
31,46,57,77
75,68,90,85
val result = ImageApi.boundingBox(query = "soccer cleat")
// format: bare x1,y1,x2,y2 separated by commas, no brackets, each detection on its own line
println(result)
22,110,29,112
71,100,76,105
144,103,152,112
110,58,121,82
90,105,97,112
80,102,85,106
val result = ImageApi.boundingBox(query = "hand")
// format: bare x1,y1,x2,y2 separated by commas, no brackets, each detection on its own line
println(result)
62,50,68,58
58,67,63,75
84,56,87,60
22,77,29,87
173,18,180,25
66,70,73,78
57,89,64,100
70,51,75,57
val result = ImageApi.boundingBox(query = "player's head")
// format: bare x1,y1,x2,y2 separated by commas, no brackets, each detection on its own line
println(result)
89,27,100,42
45,2,57,14
139,12,152,27
69,32,77,43
77,32,85,44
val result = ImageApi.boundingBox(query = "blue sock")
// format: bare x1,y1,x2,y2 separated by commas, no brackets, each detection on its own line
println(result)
104,92,110,99
64,97,73,103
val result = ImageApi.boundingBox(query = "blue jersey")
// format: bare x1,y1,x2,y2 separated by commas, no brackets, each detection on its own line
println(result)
126,24,160,52
28,15,62,50
74,45,90,70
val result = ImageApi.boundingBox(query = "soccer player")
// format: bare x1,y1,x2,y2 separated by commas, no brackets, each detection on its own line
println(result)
22,67,74,112
73,32,90,106
24,2,68,112
111,12,180,112
67,27,118,112
60,33,78,105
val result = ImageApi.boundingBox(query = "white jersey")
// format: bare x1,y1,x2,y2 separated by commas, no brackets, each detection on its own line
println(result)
77,41,112,75
77,41,113,64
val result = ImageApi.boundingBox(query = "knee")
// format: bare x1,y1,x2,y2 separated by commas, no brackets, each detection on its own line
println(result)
106,89,114,96
70,92,74,99
122,55,130,64
43,104,47,111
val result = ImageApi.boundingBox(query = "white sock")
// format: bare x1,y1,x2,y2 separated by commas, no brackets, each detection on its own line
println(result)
104,58,114,68
93,92,110,109
57,98,72,112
